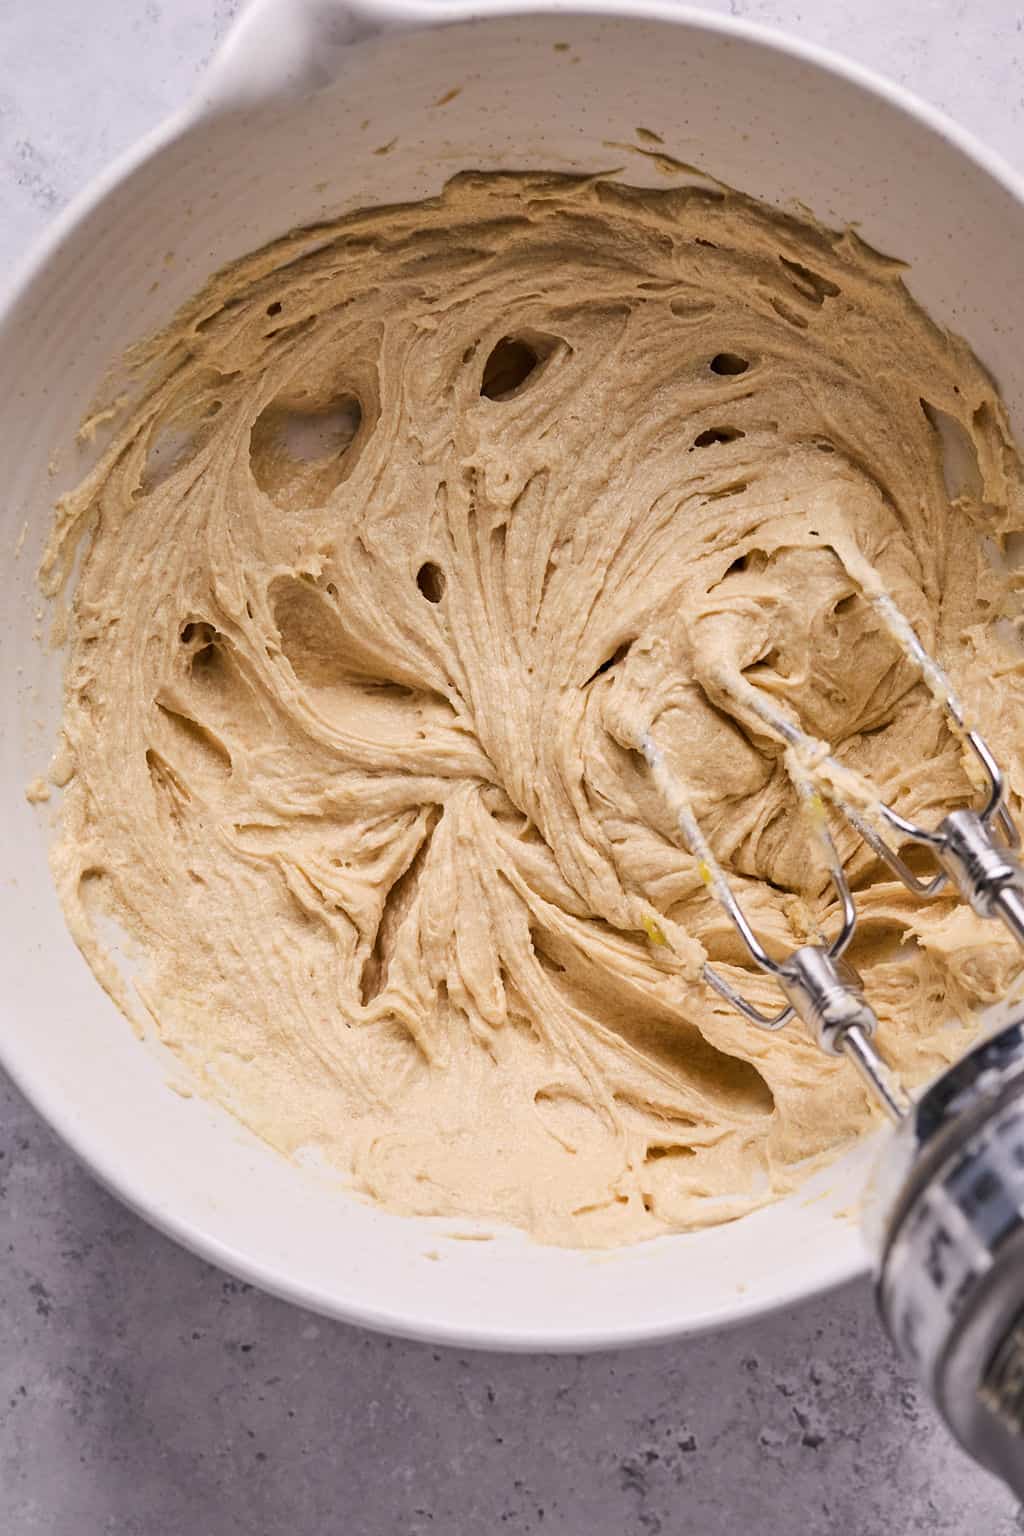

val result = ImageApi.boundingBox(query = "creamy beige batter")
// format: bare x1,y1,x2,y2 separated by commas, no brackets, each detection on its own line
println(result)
42,171,1024,1246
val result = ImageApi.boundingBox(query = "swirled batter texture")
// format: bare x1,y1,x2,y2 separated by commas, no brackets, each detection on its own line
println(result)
44,173,1024,1246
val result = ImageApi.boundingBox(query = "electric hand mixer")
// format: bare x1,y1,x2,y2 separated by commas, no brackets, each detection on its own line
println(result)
642,569,1024,1497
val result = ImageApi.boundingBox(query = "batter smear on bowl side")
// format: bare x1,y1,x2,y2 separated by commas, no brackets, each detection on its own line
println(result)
40,172,1024,1246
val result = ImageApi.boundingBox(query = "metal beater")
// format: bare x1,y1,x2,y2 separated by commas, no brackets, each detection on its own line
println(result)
645,586,1024,1496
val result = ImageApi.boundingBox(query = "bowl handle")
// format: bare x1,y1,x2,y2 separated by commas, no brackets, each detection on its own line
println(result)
194,0,455,117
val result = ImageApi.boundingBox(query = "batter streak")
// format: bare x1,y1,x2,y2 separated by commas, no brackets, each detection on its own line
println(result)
42,172,1024,1245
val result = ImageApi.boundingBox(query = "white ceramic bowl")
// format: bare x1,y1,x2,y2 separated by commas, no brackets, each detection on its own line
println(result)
4,0,1024,1350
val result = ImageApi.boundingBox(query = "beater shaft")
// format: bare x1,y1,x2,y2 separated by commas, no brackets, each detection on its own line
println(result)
838,1024,910,1124
775,946,910,1121
640,733,908,1119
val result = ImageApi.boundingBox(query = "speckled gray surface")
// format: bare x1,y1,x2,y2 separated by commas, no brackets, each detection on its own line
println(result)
2,2,1024,1530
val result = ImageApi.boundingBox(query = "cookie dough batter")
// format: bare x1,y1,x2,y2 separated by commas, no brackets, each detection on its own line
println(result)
43,172,1024,1246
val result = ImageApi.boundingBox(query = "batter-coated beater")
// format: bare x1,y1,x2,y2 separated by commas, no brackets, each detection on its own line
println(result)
645,584,1024,1497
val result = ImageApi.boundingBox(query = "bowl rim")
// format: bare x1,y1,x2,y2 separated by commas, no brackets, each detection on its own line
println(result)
3,0,1021,1350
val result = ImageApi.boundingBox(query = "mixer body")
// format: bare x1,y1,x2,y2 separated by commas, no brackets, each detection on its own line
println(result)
871,1016,1024,1495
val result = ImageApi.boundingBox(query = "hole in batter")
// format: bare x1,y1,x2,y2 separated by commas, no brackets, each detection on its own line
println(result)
250,389,363,508
746,647,782,676
582,640,632,686
360,814,439,1006
156,702,232,779
535,923,774,1118
920,397,984,500
481,338,538,398
180,620,216,648
692,426,745,449
190,635,223,680
705,480,748,502
636,1015,774,1116
271,575,448,734
142,412,209,491
710,352,749,376
644,1143,697,1163
846,920,910,968
416,562,446,603
480,331,559,400
779,256,840,304
266,301,282,316
530,926,568,976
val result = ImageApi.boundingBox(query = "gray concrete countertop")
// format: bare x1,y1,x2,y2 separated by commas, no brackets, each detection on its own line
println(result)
2,2,1023,1531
